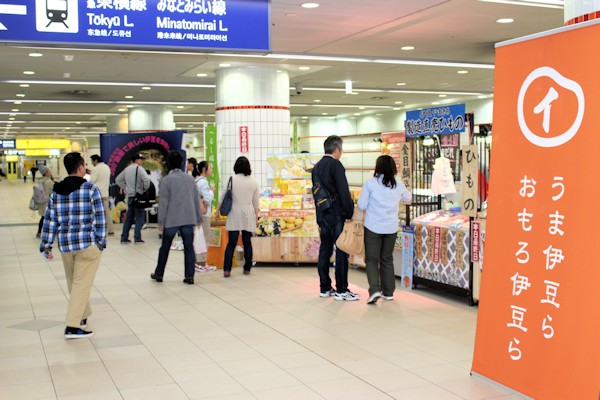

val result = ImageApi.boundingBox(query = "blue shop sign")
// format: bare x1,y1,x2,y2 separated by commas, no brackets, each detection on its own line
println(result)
0,0,270,52
405,104,466,137
0,139,16,149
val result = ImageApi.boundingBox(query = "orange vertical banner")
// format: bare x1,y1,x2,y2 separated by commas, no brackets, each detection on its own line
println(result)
471,22,600,399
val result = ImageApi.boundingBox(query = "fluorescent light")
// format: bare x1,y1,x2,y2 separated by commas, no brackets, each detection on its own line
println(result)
141,86,151,90
394,101,403,104
23,71,35,75
345,80,352,94
219,63,231,67
401,46,415,51
439,94,447,97
19,84,29,87
496,18,515,23
321,113,328,115
301,3,320,8
299,66,311,71
375,59,494,69
28,52,43,57
313,99,321,103
457,70,469,74
16,94,25,97
3,80,215,89
478,0,563,9
396,82,407,86
125,95,133,99
432,102,440,105
196,73,208,77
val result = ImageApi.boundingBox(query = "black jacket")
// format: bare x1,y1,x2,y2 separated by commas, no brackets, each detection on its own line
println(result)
312,155,354,221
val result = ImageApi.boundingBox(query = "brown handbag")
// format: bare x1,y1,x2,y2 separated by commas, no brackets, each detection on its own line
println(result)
336,220,365,257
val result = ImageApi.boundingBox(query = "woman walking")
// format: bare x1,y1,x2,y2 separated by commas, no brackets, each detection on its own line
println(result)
193,161,216,271
36,165,54,238
357,155,411,304
220,156,259,277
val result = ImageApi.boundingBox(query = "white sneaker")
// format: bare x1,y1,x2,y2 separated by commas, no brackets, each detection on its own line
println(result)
204,264,217,271
319,289,336,298
382,294,394,301
194,264,206,272
367,292,382,305
334,291,360,301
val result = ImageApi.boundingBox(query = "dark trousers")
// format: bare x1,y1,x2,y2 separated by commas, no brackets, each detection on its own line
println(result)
121,197,145,242
37,216,44,234
223,230,253,272
364,227,397,296
154,225,195,280
317,214,349,293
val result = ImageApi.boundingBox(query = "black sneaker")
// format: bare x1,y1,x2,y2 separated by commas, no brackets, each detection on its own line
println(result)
183,278,194,284
319,289,336,298
150,273,163,282
120,240,132,244
64,326,93,339
80,319,87,328
134,240,145,245
367,292,382,305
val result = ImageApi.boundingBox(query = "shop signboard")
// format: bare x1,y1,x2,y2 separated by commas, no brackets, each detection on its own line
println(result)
405,103,465,137
0,139,15,149
204,124,219,209
400,226,414,290
0,0,270,52
471,21,600,399
239,125,249,153
461,144,479,217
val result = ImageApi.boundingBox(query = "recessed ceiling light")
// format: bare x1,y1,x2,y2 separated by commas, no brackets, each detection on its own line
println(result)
76,121,81,124
299,66,311,71
16,94,25,97
23,71,35,75
29,52,43,57
125,95,134,99
457,70,469,74
359,107,365,110
126,105,134,108
11,109,19,112
14,101,22,105
354,113,360,116
432,102,440,105
177,106,185,109
401,46,415,51
393,107,401,110
302,116,308,119
394,101,403,104
321,113,328,115
118,108,126,112
313,99,321,103
301,2,320,8
219,63,231,67
9,117,15,120
478,95,487,99
351,92,359,95
19,84,30,87
438,94,447,97
141,86,151,90
396,82,406,86
496,18,514,23
196,73,208,77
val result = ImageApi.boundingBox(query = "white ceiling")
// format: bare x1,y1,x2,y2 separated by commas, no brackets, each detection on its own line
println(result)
0,0,564,139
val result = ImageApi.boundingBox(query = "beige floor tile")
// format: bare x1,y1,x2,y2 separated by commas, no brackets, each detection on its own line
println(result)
306,376,388,400
0,381,56,400
235,369,301,391
388,385,464,400
0,366,52,386
252,384,324,400
110,367,174,390
120,383,189,400
179,374,248,398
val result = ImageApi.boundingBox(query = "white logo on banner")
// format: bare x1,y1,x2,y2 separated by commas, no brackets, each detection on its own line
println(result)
517,66,584,148
0,4,27,31
36,0,79,33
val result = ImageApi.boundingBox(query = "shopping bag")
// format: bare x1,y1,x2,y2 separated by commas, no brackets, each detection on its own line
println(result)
335,220,365,257
193,225,207,255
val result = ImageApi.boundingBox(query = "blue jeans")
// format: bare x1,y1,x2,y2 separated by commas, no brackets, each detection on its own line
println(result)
154,225,195,280
121,197,145,242
317,214,349,293
223,230,253,272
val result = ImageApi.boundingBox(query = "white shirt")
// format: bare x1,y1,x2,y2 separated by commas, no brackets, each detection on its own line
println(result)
89,162,111,198
358,175,411,234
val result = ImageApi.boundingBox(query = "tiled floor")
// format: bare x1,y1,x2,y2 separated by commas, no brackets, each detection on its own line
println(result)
0,178,522,400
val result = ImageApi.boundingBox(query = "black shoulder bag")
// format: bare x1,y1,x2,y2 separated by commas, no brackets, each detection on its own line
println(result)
219,177,233,216
132,167,152,209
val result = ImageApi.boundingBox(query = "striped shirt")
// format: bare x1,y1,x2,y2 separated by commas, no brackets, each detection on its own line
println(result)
40,180,107,253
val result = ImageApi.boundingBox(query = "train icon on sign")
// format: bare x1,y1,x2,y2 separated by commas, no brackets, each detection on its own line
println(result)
46,0,69,28
36,0,78,33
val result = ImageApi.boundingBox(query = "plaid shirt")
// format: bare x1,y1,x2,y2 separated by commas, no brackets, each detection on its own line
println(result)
40,181,107,253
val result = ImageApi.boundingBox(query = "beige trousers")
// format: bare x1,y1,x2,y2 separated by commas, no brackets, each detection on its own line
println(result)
61,245,102,328
102,197,114,234
195,217,214,264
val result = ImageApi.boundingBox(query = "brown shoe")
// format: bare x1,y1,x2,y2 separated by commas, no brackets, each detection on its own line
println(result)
223,271,231,277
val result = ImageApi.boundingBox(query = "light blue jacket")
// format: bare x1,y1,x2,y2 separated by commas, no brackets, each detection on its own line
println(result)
358,176,411,234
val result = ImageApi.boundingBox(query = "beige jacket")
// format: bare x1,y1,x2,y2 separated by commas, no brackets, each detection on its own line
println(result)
37,177,55,217
225,174,259,232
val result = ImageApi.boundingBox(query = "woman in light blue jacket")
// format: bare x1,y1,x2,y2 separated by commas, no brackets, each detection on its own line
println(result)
193,160,216,271
357,155,411,305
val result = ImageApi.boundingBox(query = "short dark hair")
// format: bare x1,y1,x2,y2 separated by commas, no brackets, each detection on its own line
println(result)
166,150,184,172
64,152,85,175
323,135,343,154
90,154,102,163
374,155,397,188
233,156,252,176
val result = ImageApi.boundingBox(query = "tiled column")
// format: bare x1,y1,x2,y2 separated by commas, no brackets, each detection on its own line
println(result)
564,0,600,25
215,66,290,190
128,106,174,132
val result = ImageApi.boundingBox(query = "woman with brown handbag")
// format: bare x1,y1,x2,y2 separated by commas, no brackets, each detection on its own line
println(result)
357,155,411,304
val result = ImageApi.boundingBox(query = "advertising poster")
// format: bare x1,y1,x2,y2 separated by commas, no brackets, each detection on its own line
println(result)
471,22,600,399
100,130,185,201
401,227,414,290
204,124,219,209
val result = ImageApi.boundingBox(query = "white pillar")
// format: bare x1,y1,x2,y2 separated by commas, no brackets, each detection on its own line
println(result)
564,0,600,25
215,66,290,189
128,106,174,132
106,115,128,133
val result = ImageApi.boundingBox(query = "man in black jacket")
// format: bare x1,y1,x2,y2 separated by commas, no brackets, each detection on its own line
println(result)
312,135,359,301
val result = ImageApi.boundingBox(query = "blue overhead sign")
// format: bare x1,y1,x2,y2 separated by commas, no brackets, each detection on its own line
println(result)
405,104,466,137
0,0,270,52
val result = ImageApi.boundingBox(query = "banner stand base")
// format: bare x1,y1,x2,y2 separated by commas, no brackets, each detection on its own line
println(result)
469,371,532,399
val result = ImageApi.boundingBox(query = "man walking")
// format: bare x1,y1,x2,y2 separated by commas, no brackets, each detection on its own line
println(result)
116,154,150,244
40,152,106,339
89,154,115,236
311,135,359,301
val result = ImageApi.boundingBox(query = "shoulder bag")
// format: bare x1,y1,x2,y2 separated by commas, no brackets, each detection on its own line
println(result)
132,167,152,209
219,177,233,216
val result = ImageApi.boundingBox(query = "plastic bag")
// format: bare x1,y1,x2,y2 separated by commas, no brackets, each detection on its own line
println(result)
193,225,207,255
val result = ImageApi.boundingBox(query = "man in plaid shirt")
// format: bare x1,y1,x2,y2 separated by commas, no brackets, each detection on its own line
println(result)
40,152,106,339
